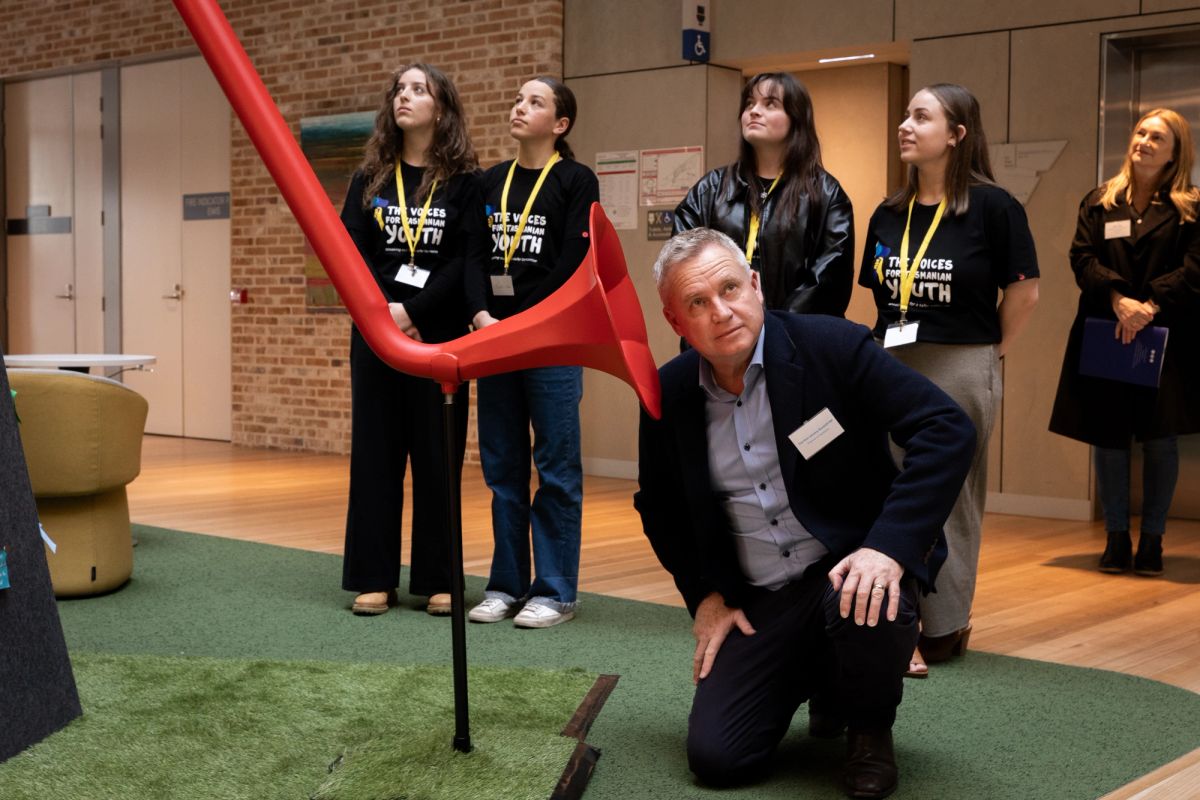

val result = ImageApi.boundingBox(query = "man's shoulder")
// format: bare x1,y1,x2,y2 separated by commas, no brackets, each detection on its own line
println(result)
654,348,703,414
766,311,871,350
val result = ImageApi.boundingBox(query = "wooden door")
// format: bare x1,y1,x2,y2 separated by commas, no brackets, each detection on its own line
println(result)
121,57,231,439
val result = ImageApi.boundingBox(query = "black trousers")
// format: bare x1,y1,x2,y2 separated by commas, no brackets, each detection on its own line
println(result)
687,569,919,786
341,327,469,596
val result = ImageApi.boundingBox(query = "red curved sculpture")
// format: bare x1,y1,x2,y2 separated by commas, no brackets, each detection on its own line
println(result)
172,0,661,418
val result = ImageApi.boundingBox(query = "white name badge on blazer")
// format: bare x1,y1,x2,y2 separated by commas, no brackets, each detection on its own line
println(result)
788,407,845,460
883,320,919,348
490,274,515,296
1105,219,1132,240
395,264,430,289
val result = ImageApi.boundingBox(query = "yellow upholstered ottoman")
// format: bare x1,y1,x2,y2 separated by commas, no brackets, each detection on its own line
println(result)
9,369,148,597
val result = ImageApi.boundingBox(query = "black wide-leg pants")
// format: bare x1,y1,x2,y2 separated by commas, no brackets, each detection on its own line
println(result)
341,326,469,597
687,568,919,786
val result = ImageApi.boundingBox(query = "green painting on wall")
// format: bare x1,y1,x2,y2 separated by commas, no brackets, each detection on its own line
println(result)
299,112,373,312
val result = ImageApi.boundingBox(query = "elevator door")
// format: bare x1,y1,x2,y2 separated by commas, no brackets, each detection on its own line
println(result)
120,57,231,440
1101,26,1200,519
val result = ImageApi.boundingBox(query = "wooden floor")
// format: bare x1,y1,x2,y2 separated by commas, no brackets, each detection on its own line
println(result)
127,435,1200,799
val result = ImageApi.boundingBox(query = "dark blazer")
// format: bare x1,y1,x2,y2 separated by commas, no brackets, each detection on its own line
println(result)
672,166,854,316
634,312,976,616
1049,188,1200,447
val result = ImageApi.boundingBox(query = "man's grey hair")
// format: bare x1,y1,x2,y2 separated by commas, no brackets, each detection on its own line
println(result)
652,228,751,296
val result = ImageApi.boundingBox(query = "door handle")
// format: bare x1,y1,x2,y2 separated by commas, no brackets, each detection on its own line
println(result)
55,283,75,300
162,283,184,300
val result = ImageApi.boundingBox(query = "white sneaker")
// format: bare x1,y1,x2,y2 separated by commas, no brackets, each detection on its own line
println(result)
513,602,575,629
468,597,516,623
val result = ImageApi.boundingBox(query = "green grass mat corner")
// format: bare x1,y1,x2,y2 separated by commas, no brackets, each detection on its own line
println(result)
1,652,590,800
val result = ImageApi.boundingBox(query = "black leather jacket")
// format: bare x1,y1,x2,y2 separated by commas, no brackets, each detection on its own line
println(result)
673,165,854,315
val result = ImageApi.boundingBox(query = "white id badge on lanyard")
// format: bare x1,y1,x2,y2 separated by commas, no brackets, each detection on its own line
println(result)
395,264,430,289
883,320,919,348
490,274,515,296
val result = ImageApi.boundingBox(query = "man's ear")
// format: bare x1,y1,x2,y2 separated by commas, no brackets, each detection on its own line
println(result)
662,305,686,338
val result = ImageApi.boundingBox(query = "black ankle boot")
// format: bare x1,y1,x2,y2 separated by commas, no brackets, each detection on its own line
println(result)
1099,531,1132,573
1134,533,1163,577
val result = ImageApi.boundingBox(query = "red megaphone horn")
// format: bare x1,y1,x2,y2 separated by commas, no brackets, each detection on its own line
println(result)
172,0,661,419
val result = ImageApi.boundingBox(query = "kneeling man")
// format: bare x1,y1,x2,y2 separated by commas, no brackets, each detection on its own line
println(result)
634,229,975,799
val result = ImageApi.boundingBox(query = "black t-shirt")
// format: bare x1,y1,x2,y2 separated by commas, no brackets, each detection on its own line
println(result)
466,157,600,320
858,183,1038,344
341,163,485,343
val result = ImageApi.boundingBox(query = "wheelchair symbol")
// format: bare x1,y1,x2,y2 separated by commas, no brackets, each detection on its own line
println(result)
694,34,706,58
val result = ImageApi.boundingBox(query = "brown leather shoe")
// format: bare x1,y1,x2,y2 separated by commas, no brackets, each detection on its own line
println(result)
351,589,397,615
844,729,898,799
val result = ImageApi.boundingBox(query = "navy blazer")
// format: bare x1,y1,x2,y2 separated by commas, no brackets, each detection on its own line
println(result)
634,312,976,616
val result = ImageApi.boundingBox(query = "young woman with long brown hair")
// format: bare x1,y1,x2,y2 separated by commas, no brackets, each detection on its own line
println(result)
339,63,484,616
674,72,854,316
464,77,600,629
859,84,1040,675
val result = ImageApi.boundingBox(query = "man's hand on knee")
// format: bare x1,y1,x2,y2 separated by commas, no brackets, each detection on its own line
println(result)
692,592,756,684
828,548,904,627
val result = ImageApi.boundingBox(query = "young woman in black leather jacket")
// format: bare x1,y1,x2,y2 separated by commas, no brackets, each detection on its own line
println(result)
673,72,853,316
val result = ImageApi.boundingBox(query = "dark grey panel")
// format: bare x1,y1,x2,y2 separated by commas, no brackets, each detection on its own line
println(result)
5,217,73,235
182,192,230,220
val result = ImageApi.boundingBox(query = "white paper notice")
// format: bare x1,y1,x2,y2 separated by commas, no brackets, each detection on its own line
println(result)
640,146,704,206
991,140,1067,206
596,150,639,230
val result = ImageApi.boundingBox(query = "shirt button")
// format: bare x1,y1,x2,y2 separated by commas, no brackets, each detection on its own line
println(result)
743,443,751,451
782,550,790,558
770,518,778,526
759,483,766,490
736,400,742,407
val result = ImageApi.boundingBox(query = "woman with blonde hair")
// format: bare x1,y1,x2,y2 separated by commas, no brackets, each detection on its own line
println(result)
1050,108,1200,577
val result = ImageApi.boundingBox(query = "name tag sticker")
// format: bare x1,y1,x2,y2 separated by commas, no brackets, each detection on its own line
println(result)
883,320,920,349
490,274,515,296
1105,219,1132,240
788,407,845,460
395,264,430,289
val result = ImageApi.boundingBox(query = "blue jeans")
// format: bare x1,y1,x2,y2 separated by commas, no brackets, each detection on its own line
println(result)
1094,436,1179,536
477,366,583,609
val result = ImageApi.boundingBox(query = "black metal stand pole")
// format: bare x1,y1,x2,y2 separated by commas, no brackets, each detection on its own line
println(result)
442,387,472,753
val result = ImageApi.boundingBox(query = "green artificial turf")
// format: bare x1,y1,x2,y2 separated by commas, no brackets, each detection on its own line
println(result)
1,652,589,800
40,525,1200,799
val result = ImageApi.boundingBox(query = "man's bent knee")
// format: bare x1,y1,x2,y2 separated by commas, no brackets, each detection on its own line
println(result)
686,729,771,787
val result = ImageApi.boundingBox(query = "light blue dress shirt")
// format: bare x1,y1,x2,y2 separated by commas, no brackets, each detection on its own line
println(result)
699,328,828,590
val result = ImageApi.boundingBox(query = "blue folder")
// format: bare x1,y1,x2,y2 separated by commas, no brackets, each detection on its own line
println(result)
1079,318,1168,388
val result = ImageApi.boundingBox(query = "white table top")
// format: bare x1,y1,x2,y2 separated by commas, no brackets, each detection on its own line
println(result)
4,353,156,369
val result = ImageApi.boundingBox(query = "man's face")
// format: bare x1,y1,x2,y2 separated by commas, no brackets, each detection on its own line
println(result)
661,243,765,369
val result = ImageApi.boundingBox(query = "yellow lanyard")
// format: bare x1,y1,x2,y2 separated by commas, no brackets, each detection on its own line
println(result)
392,162,437,267
895,196,946,323
500,152,559,274
745,173,782,264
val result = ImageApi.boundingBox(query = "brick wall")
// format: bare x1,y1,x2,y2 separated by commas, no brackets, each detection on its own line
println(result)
1,0,564,455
